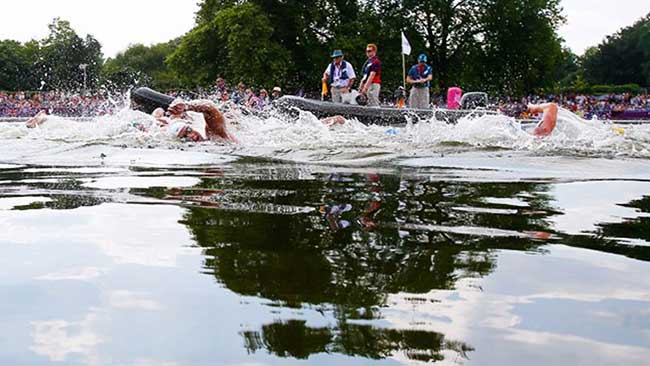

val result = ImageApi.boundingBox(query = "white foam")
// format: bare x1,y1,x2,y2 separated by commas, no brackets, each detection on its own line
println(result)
1,106,649,167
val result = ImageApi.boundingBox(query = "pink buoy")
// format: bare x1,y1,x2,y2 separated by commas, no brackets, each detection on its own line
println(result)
447,87,463,110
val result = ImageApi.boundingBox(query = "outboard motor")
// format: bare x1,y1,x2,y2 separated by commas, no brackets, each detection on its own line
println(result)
447,87,463,110
393,87,406,108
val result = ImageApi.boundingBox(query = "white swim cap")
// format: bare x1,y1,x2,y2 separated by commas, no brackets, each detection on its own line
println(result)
169,98,184,108
152,108,165,118
168,121,189,137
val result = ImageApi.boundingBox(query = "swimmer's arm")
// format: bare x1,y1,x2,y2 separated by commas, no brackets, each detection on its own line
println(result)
186,101,236,142
26,110,48,128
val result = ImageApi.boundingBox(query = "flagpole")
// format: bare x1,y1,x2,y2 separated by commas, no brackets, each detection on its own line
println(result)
402,53,406,91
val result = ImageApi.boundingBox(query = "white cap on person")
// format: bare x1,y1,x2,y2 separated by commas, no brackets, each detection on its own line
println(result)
169,98,184,108
168,121,189,137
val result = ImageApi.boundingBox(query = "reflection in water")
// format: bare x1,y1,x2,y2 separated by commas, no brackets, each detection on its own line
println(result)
168,167,650,362
1,163,650,365
241,320,473,363
30,314,102,363
597,196,650,244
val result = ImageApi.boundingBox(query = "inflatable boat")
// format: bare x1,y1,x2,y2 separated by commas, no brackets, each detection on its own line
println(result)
274,95,499,125
131,87,175,114
131,87,499,126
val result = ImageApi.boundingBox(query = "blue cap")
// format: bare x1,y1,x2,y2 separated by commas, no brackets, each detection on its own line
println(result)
418,54,427,62
331,49,344,58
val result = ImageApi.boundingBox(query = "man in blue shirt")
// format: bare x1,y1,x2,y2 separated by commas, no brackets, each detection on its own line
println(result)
406,54,433,109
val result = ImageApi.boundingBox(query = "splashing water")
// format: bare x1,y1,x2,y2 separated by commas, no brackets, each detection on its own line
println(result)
1,105,649,166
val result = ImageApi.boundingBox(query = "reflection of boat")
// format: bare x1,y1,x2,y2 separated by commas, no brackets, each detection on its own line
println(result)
275,94,500,126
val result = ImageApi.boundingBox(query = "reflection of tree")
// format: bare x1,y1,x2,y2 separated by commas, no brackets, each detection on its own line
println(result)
241,320,473,363
180,174,559,313
555,196,650,262
175,171,650,362
597,196,650,243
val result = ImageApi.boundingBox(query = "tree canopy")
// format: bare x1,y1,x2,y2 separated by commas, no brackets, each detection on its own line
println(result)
0,18,102,91
582,13,650,87
1,8,648,96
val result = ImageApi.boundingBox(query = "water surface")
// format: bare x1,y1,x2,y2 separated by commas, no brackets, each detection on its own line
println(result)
0,110,649,365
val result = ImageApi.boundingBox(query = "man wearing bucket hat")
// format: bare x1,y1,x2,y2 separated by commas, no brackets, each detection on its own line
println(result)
322,49,356,103
406,54,433,109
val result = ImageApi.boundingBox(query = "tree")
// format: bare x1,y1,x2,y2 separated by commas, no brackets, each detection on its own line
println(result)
477,0,565,95
37,18,103,90
0,40,33,91
102,41,179,91
401,0,487,90
168,3,290,89
582,13,650,86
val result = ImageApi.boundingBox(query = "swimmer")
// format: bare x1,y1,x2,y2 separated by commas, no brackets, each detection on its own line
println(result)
528,103,558,137
25,99,237,143
166,99,237,143
320,115,346,127
25,110,48,128
152,107,169,125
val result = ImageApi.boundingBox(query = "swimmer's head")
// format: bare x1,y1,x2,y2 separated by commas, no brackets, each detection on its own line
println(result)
168,122,188,137
169,98,184,108
152,108,165,118
167,98,187,117
168,121,203,142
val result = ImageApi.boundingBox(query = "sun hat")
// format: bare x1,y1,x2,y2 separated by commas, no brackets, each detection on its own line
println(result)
331,49,344,58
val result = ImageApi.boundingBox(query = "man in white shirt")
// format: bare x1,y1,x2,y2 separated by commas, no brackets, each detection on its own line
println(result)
322,49,356,103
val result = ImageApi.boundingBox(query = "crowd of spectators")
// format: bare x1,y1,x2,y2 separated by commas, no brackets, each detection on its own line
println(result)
2,83,649,120
0,91,115,117
498,93,650,120
164,78,284,111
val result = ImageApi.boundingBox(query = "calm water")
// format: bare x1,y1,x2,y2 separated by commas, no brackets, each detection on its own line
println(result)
1,109,650,365
1,153,649,366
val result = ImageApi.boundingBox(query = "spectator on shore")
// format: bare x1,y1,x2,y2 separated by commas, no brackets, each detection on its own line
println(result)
245,88,260,109
230,83,246,105
258,89,270,109
214,77,229,102
271,87,282,101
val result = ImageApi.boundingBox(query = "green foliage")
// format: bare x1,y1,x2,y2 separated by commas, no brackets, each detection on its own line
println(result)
174,0,567,95
102,41,179,91
0,18,103,91
169,2,290,89
2,5,647,96
37,18,104,90
591,84,641,94
0,40,36,91
582,13,650,87
477,0,565,95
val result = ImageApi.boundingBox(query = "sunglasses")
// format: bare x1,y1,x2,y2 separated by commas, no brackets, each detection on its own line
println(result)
366,49,374,53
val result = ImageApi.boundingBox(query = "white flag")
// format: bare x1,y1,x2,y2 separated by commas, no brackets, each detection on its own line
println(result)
401,32,412,55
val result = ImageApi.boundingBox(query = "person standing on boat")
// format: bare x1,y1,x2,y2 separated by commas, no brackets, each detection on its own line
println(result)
406,54,433,109
322,50,356,104
359,44,382,107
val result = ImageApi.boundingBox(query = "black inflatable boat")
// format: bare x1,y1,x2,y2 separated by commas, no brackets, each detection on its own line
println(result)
131,87,499,126
274,95,499,125
131,87,175,114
